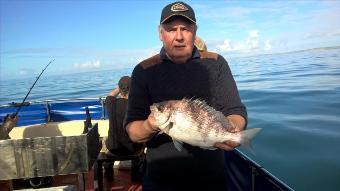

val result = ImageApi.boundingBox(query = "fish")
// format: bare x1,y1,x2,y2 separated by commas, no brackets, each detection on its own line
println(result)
150,98,261,152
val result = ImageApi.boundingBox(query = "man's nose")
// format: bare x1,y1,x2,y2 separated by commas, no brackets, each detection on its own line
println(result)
175,28,184,41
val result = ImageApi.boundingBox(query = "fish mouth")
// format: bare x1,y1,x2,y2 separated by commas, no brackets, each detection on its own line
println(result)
150,104,172,128
150,105,156,112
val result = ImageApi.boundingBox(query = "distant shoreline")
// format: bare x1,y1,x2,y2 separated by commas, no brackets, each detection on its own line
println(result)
226,45,340,59
1,45,339,81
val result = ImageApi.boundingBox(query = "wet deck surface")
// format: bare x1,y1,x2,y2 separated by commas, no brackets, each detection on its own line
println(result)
99,168,141,191
0,167,140,191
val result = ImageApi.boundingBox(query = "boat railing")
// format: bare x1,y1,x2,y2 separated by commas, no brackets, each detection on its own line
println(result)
231,149,294,191
0,97,106,107
0,97,109,126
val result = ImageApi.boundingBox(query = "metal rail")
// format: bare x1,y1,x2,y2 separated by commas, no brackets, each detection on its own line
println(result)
0,97,107,107
235,149,294,191
0,97,108,123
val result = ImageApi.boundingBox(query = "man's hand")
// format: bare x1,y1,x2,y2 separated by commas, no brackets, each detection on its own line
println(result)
215,140,240,151
126,114,160,143
214,114,246,151
108,87,120,97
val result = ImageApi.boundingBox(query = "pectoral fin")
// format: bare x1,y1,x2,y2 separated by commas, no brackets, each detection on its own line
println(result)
199,146,217,150
162,122,173,134
160,121,184,151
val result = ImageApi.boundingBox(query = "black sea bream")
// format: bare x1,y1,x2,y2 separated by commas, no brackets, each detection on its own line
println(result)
150,99,261,151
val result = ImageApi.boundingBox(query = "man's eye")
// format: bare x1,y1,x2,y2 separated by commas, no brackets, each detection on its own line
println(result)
164,27,176,31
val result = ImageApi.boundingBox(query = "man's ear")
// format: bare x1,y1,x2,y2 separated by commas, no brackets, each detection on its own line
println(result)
159,25,164,41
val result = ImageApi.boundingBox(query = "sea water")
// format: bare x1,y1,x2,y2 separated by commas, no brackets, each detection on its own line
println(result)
1,47,339,190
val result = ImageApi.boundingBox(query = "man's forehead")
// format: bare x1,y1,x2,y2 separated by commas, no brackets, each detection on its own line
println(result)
162,17,194,28
162,16,194,25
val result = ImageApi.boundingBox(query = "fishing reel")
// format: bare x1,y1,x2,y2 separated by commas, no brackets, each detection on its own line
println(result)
0,113,18,140
3,113,13,122
83,106,92,134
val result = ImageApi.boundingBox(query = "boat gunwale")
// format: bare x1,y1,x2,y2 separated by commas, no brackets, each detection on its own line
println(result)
0,97,106,107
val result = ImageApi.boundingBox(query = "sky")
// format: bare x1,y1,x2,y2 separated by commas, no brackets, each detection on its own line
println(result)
1,0,340,80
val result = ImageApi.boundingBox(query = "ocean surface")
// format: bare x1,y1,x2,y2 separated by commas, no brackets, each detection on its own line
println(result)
1,47,340,190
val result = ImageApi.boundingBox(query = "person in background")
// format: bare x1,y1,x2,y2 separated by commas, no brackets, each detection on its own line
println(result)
125,1,247,191
103,76,143,190
194,36,207,52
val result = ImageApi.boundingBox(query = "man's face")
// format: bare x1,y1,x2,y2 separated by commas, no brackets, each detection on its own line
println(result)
159,17,196,63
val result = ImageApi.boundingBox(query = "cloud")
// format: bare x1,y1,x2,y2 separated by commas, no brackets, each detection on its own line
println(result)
19,70,28,75
197,1,340,55
1,46,162,77
304,28,340,39
195,2,298,30
196,5,252,20
246,30,259,49
264,40,272,51
215,30,272,54
99,47,160,69
17,68,35,76
74,60,101,69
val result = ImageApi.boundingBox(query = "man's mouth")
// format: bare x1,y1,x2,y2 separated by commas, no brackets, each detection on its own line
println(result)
174,45,185,49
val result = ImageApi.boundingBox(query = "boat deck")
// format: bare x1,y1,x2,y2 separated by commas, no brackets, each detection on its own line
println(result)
0,167,139,191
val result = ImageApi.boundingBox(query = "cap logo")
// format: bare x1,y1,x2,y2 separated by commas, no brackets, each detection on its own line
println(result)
171,3,188,12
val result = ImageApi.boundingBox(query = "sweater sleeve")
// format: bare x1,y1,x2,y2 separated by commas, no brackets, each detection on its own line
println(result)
124,64,151,127
214,55,248,125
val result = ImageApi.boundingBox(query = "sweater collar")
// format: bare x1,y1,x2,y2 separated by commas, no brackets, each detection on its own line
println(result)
160,46,200,62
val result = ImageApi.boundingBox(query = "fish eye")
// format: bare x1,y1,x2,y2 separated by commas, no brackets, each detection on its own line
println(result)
157,105,164,111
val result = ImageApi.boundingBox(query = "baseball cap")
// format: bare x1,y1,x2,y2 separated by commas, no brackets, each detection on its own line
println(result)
160,1,196,24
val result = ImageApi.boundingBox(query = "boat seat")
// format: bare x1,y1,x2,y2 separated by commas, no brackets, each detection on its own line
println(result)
94,150,143,191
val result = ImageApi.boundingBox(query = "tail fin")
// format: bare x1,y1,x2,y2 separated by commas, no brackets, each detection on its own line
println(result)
239,128,262,155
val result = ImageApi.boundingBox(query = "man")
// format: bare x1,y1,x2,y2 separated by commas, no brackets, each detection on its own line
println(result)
105,76,140,156
194,36,207,52
103,76,143,187
125,1,247,190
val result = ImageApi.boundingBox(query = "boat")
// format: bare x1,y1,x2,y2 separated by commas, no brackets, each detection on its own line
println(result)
0,98,294,191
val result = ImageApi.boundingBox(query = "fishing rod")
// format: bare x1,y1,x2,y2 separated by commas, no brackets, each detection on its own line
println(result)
12,59,55,117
